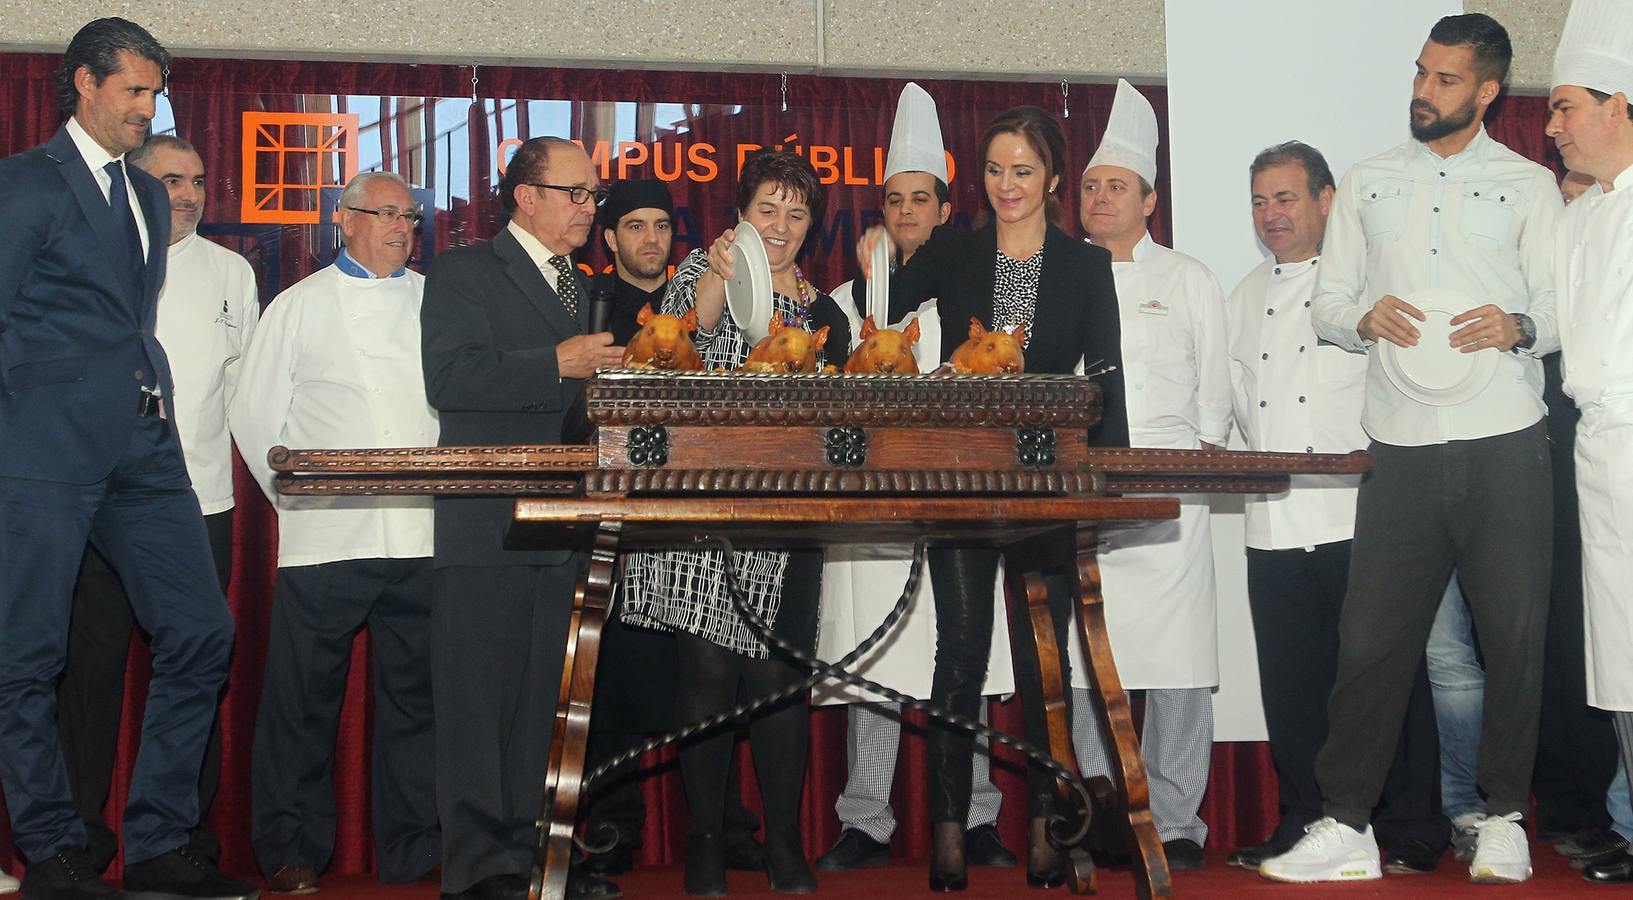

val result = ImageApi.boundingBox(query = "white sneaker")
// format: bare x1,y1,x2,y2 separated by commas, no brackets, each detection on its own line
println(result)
1258,817,1382,882
1451,812,1483,862
1469,812,1532,883
0,867,17,895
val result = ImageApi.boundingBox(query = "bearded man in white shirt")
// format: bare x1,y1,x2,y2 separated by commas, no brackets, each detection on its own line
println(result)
230,171,440,894
1545,0,1633,885
1260,13,1560,886
1224,141,1448,876
55,133,260,873
1072,78,1232,873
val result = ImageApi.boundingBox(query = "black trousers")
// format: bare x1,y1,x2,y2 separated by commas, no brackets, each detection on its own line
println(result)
1532,354,1619,832
583,614,760,850
251,557,438,882
1318,423,1552,825
433,562,577,894
673,550,821,841
927,535,1075,827
0,415,234,864
1246,541,1447,850
57,510,233,869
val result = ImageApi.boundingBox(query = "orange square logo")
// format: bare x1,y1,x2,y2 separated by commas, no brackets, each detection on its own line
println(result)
241,112,360,224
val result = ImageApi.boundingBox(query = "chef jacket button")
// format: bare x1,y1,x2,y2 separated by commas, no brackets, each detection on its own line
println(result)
1434,206,1440,213
1473,190,1480,196
1440,171,1447,177
1267,308,1275,316
1299,396,1307,403
372,386,383,394
134,369,145,381
1299,345,1306,352
1430,248,1438,255
1306,446,1314,453
1259,400,1268,408
1305,300,1312,307
1274,267,1282,275
1261,353,1269,360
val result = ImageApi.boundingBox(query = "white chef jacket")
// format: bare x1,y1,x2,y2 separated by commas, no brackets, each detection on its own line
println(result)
230,261,438,568
1070,233,1230,690
155,232,260,514
1226,255,1368,551
1554,164,1633,711
817,280,1010,702
1311,127,1562,447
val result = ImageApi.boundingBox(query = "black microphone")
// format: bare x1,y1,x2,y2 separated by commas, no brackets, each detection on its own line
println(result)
589,282,615,335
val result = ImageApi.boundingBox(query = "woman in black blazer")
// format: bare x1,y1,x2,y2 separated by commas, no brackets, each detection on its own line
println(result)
870,105,1128,891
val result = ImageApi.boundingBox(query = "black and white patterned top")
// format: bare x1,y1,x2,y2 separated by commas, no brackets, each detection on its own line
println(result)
990,247,1042,348
616,247,836,657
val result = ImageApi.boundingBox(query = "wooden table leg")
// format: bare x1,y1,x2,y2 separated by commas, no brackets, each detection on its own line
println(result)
1071,525,1171,900
531,520,622,900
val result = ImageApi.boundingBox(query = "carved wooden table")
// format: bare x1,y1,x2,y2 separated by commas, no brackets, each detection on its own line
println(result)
272,371,1369,900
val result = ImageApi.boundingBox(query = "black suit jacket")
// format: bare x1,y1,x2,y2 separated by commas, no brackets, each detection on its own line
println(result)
887,221,1129,447
422,225,592,568
0,126,171,483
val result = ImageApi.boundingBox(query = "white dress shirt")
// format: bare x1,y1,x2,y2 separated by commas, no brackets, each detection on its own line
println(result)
507,219,565,292
66,116,150,257
1311,127,1562,446
230,263,438,568
155,232,260,514
1227,255,1368,551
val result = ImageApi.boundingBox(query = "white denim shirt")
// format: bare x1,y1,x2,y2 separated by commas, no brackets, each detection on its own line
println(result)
1311,127,1562,447
1227,255,1368,551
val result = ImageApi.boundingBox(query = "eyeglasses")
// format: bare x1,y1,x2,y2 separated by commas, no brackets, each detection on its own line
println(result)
347,205,425,227
525,183,609,206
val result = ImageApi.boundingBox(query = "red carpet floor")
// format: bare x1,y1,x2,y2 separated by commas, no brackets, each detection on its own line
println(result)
243,841,1618,899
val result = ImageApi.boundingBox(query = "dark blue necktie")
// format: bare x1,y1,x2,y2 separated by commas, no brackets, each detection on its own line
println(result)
104,160,145,279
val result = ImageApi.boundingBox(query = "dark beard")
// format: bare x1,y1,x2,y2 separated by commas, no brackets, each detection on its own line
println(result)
618,250,667,281
1409,97,1478,142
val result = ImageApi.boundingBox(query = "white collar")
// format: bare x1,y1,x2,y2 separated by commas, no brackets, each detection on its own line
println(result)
66,116,120,177
507,219,568,270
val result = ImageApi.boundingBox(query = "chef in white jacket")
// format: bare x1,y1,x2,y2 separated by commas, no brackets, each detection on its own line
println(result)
1547,1,1633,884
1067,79,1232,871
814,82,1017,873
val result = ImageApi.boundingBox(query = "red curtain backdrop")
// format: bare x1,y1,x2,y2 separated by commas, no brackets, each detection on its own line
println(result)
0,53,1558,877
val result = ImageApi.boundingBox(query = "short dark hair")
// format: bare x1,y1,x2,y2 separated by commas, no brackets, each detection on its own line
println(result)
56,18,170,118
1585,88,1633,125
1249,141,1336,198
978,106,1068,224
126,133,196,171
735,149,826,229
883,173,951,206
1428,13,1512,88
499,136,579,216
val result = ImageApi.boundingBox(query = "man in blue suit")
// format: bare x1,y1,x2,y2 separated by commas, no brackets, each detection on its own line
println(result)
0,18,256,900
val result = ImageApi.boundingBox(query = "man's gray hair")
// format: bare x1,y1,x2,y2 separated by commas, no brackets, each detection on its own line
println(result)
127,133,197,171
338,170,411,214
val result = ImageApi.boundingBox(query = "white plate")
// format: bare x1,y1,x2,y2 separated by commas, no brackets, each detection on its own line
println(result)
866,232,892,327
724,221,775,343
1378,290,1499,407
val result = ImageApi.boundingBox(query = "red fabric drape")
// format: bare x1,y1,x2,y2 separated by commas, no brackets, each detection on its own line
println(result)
0,53,1558,876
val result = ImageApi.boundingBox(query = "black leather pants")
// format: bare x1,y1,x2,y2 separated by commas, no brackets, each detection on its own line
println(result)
927,539,1076,826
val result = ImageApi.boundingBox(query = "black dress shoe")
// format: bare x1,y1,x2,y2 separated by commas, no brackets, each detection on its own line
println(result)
1161,839,1204,871
1575,840,1633,871
1583,851,1633,884
1225,844,1267,869
565,869,621,900
814,829,890,872
763,830,816,895
1381,838,1440,875
723,836,766,872
1566,827,1628,868
21,847,118,900
963,825,1017,868
684,833,727,897
581,841,635,878
438,873,526,900
123,846,260,900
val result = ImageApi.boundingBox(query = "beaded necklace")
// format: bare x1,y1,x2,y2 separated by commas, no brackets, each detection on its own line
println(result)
784,266,815,329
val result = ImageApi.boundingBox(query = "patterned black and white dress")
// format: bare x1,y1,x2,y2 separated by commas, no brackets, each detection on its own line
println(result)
616,248,850,657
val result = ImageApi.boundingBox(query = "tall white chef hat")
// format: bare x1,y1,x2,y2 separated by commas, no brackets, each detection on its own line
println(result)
1084,79,1158,187
1552,0,1633,100
884,82,948,183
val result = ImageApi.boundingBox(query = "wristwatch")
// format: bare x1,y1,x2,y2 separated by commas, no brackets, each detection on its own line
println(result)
1510,312,1536,353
